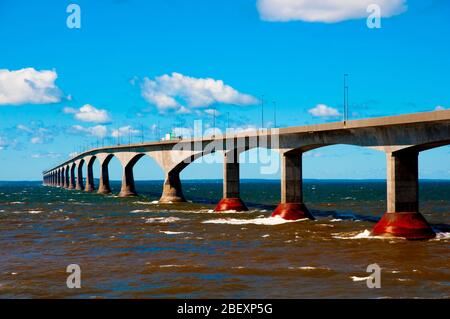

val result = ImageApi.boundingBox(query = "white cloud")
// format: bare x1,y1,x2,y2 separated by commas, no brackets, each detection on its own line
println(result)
204,108,221,116
141,72,259,113
435,105,445,111
0,136,7,150
308,104,341,117
30,136,43,144
257,0,407,23
31,152,62,159
111,126,140,138
29,127,52,144
17,124,33,133
64,104,111,123
0,68,62,105
71,125,108,138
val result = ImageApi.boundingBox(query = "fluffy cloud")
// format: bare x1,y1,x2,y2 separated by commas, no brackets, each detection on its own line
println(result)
111,126,140,138
435,105,445,111
141,72,259,113
70,125,108,138
0,68,62,105
0,136,7,150
29,127,53,144
64,104,111,123
257,0,407,23
308,104,341,117
31,152,62,159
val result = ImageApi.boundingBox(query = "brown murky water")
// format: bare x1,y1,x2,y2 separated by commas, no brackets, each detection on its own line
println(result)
0,180,449,298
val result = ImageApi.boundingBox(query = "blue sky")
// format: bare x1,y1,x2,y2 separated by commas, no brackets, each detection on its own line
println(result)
0,0,449,181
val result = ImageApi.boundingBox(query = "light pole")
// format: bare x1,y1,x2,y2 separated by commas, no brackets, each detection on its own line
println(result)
273,101,277,128
344,74,349,123
261,95,264,128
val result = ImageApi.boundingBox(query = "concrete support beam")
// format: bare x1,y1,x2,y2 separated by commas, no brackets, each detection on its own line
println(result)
223,150,240,199
115,152,143,197
372,151,435,239
272,151,314,220
159,170,186,203
75,160,84,190
215,149,248,212
84,156,95,192
280,152,302,203
65,166,70,188
386,151,418,212
68,163,76,189
96,154,112,195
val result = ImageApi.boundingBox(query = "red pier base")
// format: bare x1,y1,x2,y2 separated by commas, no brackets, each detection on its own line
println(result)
271,203,315,220
214,198,248,212
372,212,436,240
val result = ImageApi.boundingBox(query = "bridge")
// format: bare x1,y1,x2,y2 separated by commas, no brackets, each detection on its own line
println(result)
42,110,450,240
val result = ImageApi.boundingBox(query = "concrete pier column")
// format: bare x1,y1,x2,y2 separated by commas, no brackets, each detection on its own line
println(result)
84,156,95,192
68,163,76,189
373,151,435,239
215,149,248,212
65,166,70,188
115,153,143,197
58,169,62,187
159,170,186,203
271,151,314,220
75,160,84,190
96,154,112,195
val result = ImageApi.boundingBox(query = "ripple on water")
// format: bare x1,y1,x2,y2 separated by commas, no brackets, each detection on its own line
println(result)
203,216,307,225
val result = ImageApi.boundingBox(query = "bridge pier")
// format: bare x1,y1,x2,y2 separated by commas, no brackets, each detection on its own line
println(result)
272,152,314,220
159,170,186,203
116,153,142,197
373,151,435,239
68,164,76,189
75,160,84,190
85,157,95,192
97,154,112,195
215,150,248,212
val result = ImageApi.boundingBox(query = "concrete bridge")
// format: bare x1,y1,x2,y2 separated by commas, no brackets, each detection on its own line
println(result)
42,110,450,240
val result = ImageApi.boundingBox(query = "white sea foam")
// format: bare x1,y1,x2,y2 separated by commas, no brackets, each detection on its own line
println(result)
330,219,342,222
202,215,307,226
351,276,371,282
133,200,159,205
9,201,24,205
431,232,450,241
332,229,399,240
159,231,193,235
130,209,152,213
145,217,183,224
288,266,330,271
261,234,270,238
159,264,186,268
28,210,43,214
335,229,450,241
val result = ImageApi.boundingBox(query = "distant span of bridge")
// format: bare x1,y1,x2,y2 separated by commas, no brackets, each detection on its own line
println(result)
42,110,450,240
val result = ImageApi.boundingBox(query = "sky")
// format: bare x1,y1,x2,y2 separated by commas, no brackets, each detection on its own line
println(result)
0,0,449,181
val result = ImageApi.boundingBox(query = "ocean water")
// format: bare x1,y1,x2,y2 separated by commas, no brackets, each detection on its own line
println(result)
0,180,449,298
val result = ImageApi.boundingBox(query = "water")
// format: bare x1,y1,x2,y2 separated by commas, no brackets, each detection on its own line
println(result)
0,180,449,298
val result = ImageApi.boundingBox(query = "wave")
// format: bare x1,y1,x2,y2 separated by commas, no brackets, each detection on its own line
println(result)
334,229,450,241
202,215,308,225
351,275,372,282
332,229,396,240
159,231,193,235
133,200,159,205
145,217,184,224
431,231,450,241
